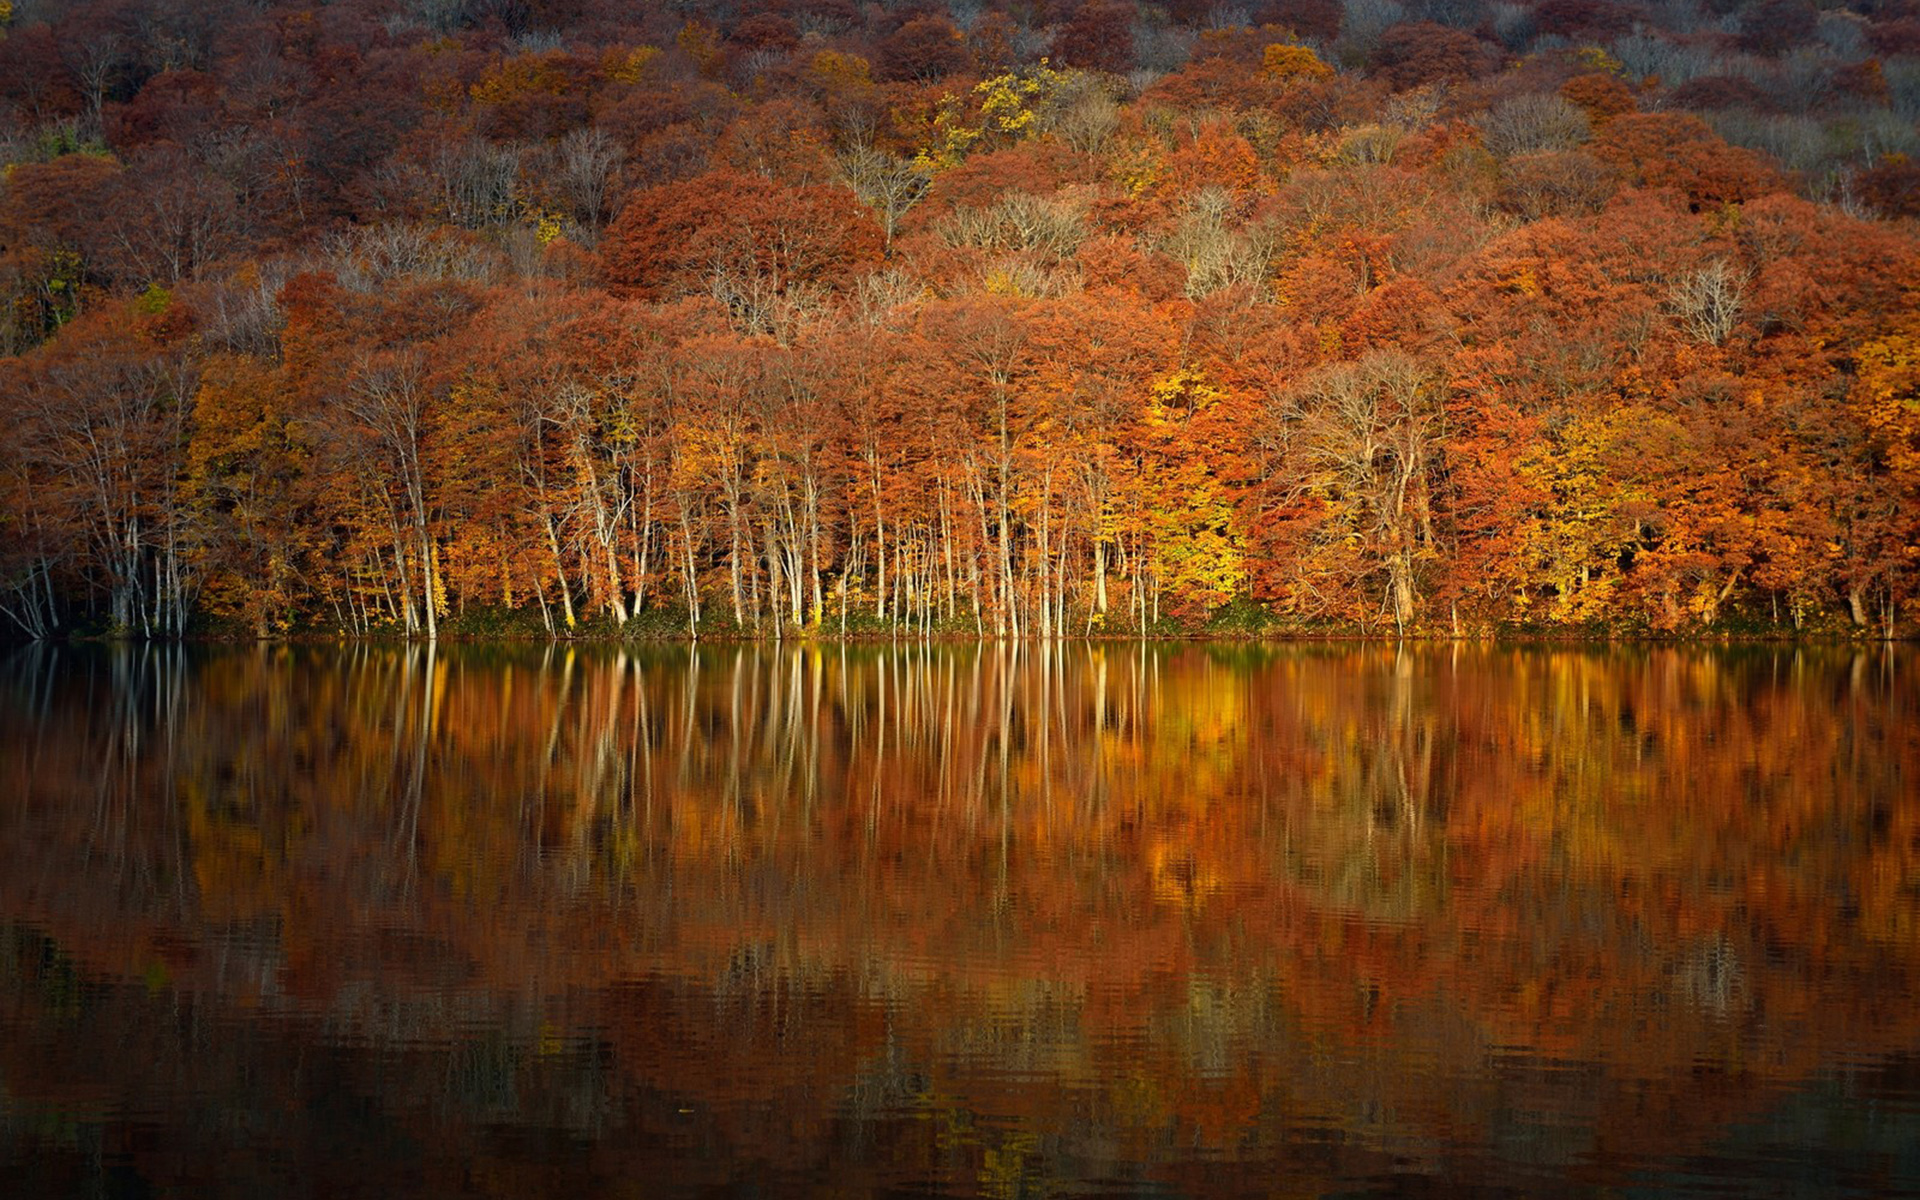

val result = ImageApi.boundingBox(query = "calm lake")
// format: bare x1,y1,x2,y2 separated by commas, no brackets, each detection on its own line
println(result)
2,643,1918,1197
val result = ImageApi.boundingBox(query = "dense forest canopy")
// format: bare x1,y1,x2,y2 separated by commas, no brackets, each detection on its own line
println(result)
2,0,1919,638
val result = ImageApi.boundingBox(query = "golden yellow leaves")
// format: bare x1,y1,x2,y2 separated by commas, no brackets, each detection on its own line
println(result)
1262,43,1333,83
913,64,1068,174
1854,323,1920,485
601,45,661,86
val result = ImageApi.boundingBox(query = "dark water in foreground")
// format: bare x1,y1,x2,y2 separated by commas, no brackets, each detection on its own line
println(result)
1,643,1918,1198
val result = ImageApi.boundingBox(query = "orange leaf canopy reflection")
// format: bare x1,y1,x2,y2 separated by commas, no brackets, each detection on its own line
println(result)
2,644,1918,1194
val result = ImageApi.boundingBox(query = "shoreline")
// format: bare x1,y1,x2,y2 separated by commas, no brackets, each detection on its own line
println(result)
19,629,1915,648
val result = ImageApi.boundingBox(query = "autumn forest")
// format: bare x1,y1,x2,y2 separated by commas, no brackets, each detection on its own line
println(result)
5,0,1920,640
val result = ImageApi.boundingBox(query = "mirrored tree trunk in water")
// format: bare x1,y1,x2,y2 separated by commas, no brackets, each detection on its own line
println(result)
2,644,1919,1196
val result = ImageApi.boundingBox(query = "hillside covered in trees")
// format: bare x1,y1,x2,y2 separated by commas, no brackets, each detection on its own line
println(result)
3,0,1920,639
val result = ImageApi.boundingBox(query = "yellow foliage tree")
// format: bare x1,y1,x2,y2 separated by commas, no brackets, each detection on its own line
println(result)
1263,43,1333,83
1138,368,1248,614
913,63,1067,172
1854,324,1920,488
601,44,661,85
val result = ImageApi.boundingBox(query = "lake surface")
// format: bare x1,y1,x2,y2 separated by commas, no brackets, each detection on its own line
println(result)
2,642,1918,1197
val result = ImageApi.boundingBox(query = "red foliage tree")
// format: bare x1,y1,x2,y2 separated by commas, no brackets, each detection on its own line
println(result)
1667,75,1771,113
0,23,82,122
601,170,882,310
1050,3,1136,74
1560,73,1637,124
1592,113,1781,210
1738,0,1818,56
728,14,800,56
596,80,741,157
0,154,124,276
874,16,971,83
1856,157,1920,219
1534,0,1640,41
105,69,223,151
1868,18,1920,58
1370,23,1498,90
1256,0,1344,42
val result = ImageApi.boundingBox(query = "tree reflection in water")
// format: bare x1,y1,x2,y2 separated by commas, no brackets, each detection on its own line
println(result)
2,643,1918,1195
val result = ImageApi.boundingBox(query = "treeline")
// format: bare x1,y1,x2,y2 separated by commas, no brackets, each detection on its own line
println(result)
2,0,1920,638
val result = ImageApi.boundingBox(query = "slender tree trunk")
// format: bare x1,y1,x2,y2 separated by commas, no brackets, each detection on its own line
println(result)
632,458,656,615
542,512,577,630
868,451,887,624
938,477,958,621
678,501,702,638
806,475,824,626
